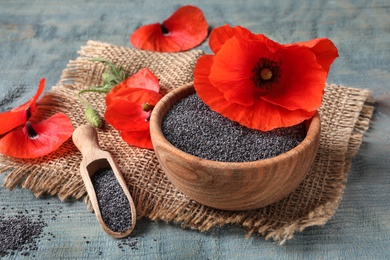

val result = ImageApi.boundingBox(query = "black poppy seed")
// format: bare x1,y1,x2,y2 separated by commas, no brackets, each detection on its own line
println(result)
162,93,307,162
0,215,45,257
117,236,139,251
91,167,132,233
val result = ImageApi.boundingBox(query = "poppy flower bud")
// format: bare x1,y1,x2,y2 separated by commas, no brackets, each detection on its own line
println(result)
84,107,103,128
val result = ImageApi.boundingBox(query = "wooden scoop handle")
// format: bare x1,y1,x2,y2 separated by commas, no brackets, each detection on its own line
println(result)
72,124,101,156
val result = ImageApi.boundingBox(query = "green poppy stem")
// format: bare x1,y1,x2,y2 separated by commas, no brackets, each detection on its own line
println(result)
76,58,127,128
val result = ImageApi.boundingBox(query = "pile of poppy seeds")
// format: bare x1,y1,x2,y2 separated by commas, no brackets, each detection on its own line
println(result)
162,93,307,162
0,206,47,257
91,167,132,233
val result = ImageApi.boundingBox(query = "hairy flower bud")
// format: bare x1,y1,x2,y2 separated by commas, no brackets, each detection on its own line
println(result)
84,107,103,128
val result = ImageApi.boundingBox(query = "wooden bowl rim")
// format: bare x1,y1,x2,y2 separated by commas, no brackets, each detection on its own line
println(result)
150,83,321,169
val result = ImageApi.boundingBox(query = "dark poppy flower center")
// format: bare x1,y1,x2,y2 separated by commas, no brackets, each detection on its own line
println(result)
161,23,169,35
251,57,282,91
26,121,39,139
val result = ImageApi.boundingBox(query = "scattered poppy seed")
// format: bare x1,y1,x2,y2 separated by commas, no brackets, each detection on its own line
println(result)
0,214,46,257
162,93,307,162
91,167,132,233
117,237,139,251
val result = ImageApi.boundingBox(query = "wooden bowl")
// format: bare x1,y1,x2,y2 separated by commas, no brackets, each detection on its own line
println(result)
150,83,321,211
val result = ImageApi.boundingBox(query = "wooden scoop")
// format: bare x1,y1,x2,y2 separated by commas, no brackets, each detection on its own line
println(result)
72,124,136,238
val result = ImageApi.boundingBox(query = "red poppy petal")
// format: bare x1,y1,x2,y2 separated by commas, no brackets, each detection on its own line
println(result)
105,101,150,131
163,5,208,51
106,86,162,108
194,54,214,94
105,87,162,131
29,78,45,111
130,5,208,52
195,54,230,112
121,129,153,150
216,95,316,131
209,25,255,54
0,113,74,159
203,88,315,131
209,25,280,55
209,36,272,106
116,68,160,93
0,78,45,135
209,25,237,54
130,23,181,52
261,45,327,111
106,68,161,106
0,110,28,136
194,54,314,131
285,38,339,73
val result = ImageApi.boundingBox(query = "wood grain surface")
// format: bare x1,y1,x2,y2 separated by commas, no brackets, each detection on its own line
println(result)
1,0,389,259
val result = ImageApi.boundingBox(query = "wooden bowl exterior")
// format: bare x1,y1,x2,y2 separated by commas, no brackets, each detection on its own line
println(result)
150,83,321,211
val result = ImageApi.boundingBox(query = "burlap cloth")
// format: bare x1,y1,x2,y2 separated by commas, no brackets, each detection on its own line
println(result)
0,41,374,244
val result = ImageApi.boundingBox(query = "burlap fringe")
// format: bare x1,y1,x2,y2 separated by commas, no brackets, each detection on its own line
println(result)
0,41,375,244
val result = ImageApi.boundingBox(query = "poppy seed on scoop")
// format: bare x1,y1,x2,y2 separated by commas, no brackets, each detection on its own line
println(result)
91,168,132,233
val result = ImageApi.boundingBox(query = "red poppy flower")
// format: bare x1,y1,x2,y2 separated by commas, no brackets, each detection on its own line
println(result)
194,25,338,131
0,79,74,159
105,68,162,149
0,78,44,135
0,113,74,159
130,5,208,52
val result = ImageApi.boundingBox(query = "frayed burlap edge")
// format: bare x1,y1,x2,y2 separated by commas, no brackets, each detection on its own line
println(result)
0,41,374,244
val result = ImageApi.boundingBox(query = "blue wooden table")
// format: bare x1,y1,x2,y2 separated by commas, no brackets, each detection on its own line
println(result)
1,0,389,259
